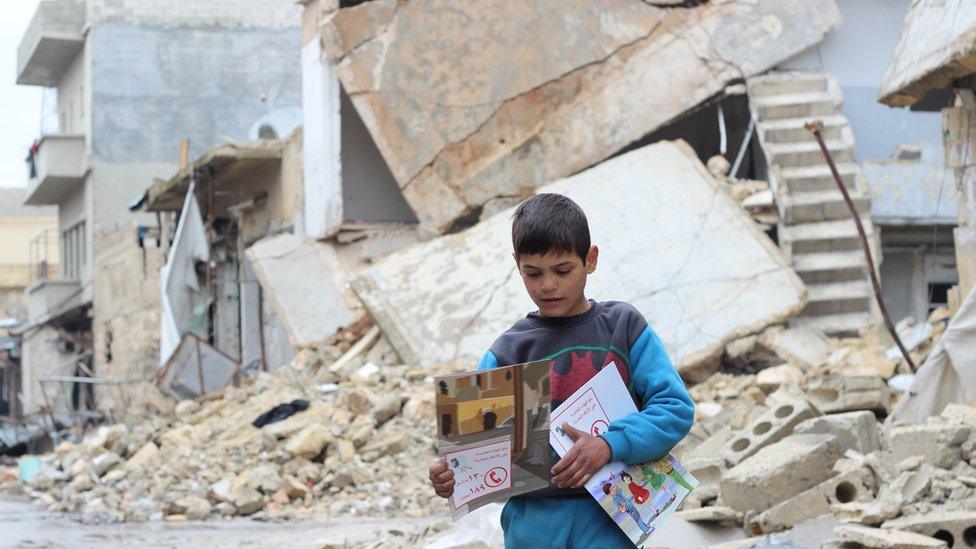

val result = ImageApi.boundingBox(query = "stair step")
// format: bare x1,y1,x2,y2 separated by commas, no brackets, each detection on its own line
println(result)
793,251,866,283
791,311,874,336
766,140,854,168
748,72,829,96
783,189,871,224
759,114,849,144
780,217,874,254
779,163,863,193
753,91,838,120
804,280,872,315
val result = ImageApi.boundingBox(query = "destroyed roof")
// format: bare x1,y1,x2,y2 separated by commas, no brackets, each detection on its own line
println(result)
878,0,976,107
143,139,286,212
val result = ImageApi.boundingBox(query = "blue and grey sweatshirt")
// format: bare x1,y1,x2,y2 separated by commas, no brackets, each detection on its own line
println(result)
476,300,695,546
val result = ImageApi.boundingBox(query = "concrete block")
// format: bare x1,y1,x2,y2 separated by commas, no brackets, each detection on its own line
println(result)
756,364,804,393
748,468,877,534
833,524,948,549
351,142,806,378
720,433,843,514
684,457,725,503
721,399,819,466
794,411,881,454
674,505,740,524
887,424,970,469
882,511,976,549
758,325,833,369
805,375,890,414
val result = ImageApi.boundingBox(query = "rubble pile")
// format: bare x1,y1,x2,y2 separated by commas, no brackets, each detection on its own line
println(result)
675,307,976,543
2,333,447,523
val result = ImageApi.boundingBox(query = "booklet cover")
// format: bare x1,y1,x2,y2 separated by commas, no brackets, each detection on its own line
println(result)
434,360,552,519
549,364,698,546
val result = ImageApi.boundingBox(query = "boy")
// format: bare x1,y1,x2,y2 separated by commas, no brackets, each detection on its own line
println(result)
429,193,694,547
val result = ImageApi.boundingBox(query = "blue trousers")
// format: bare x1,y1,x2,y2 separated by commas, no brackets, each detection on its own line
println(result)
501,496,637,548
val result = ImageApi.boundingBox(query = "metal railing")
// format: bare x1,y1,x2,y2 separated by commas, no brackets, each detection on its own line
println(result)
27,228,59,283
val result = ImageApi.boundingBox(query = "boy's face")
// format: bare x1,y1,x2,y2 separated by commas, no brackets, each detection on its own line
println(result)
608,483,618,496
515,246,598,318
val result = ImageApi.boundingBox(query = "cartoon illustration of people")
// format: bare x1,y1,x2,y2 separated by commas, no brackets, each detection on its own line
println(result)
602,482,653,534
638,458,695,492
620,472,650,505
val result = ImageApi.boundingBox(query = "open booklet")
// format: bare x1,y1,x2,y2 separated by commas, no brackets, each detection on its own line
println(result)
549,364,698,546
434,360,553,519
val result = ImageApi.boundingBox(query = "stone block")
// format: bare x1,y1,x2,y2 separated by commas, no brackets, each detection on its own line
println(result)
721,399,819,466
748,468,876,534
883,511,976,548
352,141,806,379
284,424,333,460
125,442,159,472
794,410,880,454
756,364,804,393
720,433,843,514
805,375,890,414
674,505,740,524
833,524,948,549
887,424,969,469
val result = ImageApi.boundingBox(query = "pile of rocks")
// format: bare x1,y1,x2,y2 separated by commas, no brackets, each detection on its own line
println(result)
4,335,447,523
674,308,976,545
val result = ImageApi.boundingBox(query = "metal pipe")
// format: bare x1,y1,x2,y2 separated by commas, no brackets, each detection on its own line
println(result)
804,120,917,372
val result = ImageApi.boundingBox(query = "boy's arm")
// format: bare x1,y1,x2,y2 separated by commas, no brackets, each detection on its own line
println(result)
600,326,694,464
476,350,499,371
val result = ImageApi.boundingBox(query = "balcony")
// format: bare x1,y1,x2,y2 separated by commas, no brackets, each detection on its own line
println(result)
26,278,84,324
17,0,86,87
24,135,87,206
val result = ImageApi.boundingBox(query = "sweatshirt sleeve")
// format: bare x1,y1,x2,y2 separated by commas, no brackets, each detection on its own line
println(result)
476,350,499,371
600,326,695,464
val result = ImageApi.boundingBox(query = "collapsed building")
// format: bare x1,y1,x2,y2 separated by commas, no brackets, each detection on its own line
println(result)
4,0,976,545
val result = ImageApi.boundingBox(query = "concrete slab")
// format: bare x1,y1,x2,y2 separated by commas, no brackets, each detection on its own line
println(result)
352,141,807,378
321,0,842,232
878,0,976,107
246,234,361,349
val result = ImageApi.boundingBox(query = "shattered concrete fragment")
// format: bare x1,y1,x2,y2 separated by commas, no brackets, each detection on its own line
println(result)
833,524,948,549
805,376,890,414
720,433,843,514
92,452,122,477
284,424,333,459
353,141,806,379
882,511,976,547
756,364,804,393
721,399,818,466
758,326,833,369
174,400,200,419
794,411,881,455
172,495,212,521
246,234,361,349
322,0,843,232
125,442,159,472
886,424,969,469
748,468,877,534
674,505,740,525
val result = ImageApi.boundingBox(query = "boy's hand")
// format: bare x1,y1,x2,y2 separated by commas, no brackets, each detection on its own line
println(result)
429,458,455,499
551,422,612,488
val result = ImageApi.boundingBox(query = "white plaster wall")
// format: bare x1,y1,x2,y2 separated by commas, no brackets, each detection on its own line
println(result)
55,48,86,136
301,39,343,239
87,0,300,28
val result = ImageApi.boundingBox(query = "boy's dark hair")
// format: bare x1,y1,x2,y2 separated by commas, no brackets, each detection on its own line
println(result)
512,193,590,262
602,482,612,495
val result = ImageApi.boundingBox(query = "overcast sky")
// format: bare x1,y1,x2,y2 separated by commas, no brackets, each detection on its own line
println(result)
1,1,42,188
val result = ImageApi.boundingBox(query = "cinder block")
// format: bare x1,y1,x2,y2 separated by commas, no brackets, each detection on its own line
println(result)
720,433,842,514
887,424,970,469
747,468,877,534
721,399,819,466
794,410,880,454
805,375,890,414
883,511,976,548
831,524,948,549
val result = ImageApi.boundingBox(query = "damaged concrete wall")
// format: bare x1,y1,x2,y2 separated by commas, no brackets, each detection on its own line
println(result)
878,0,976,107
352,141,806,380
19,326,78,416
91,226,168,415
320,0,842,233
